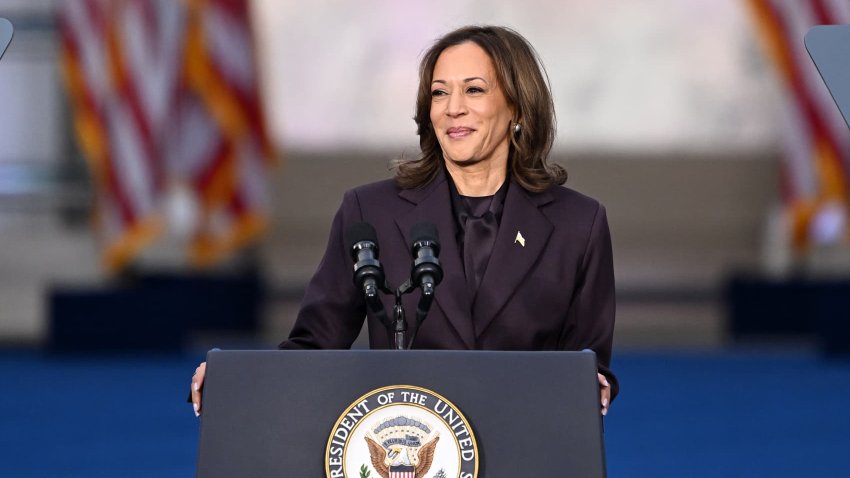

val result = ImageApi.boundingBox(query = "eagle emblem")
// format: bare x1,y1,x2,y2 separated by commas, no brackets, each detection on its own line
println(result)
364,416,440,478
325,385,478,478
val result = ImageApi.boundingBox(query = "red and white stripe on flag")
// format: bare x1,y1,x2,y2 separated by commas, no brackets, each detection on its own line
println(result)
389,471,415,478
59,0,273,270
748,0,850,250
59,0,182,269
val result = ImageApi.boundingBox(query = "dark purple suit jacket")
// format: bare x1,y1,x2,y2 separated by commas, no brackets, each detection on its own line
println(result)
280,174,618,397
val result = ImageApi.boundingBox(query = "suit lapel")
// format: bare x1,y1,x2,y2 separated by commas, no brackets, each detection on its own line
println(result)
396,176,476,348
471,180,554,337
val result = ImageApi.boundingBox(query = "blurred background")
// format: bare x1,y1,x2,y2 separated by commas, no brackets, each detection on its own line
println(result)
1,0,849,477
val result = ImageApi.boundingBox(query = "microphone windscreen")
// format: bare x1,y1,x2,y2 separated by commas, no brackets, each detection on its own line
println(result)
411,222,439,245
345,222,379,250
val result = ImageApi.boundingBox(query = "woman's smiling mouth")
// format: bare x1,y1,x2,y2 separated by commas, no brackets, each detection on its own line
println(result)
447,126,474,139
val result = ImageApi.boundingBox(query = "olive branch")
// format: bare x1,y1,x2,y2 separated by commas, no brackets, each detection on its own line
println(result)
359,464,371,478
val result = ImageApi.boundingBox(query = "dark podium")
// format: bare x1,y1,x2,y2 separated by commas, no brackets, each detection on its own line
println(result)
196,349,606,477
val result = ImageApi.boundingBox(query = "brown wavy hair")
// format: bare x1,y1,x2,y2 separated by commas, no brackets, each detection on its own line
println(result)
393,25,566,192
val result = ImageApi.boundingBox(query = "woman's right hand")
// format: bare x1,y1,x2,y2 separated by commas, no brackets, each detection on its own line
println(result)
191,362,206,417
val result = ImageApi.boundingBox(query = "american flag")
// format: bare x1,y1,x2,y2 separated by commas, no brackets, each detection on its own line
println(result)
748,0,850,250
59,0,273,271
178,0,274,266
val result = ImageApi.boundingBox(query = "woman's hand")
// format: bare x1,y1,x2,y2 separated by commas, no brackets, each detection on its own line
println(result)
191,362,206,417
598,373,611,416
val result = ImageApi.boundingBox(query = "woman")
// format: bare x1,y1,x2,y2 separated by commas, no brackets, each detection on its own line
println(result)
192,25,616,416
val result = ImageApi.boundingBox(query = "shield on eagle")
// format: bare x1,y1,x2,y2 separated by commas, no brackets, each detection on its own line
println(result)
364,416,440,478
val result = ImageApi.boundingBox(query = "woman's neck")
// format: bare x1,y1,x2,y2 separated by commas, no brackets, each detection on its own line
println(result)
445,160,507,197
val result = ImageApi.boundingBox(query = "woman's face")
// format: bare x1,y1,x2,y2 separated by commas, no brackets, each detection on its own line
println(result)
429,42,514,170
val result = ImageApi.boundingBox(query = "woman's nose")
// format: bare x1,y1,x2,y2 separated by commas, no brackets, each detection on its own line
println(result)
446,91,467,117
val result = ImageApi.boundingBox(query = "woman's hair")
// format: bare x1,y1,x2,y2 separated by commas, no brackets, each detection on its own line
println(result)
394,25,566,192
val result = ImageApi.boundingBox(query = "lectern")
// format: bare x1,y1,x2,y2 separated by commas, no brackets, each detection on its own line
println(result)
196,349,606,477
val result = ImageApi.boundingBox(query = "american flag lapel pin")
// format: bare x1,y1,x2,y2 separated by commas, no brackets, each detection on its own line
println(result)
514,231,525,247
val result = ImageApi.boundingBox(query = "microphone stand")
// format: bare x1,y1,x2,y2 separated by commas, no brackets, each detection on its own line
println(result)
393,280,415,350
393,289,407,350
358,274,417,350
390,275,437,350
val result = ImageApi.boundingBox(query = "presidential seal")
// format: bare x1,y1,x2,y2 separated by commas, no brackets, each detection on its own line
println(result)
325,385,478,478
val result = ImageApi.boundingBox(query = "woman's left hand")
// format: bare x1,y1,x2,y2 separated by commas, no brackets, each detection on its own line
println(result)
598,373,611,416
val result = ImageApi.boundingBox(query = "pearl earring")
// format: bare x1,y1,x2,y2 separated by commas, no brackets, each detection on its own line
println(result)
514,123,522,135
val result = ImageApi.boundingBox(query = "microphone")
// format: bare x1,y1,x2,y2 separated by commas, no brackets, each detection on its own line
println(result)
345,222,386,299
407,222,443,349
345,222,392,342
410,222,443,295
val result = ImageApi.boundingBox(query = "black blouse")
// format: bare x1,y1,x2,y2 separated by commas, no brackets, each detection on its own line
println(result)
445,171,510,299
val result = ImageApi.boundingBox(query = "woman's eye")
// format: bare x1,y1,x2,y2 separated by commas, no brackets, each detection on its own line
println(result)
466,86,484,94
431,89,447,97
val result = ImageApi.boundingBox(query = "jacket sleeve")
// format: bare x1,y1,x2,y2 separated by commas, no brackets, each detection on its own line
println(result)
279,190,367,349
560,203,618,399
